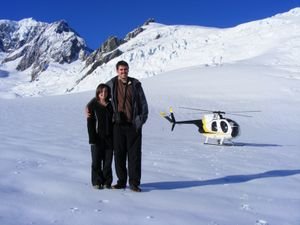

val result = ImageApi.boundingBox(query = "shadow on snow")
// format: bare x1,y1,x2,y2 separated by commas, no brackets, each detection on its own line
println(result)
142,169,300,191
204,142,283,147
230,142,283,147
0,70,9,78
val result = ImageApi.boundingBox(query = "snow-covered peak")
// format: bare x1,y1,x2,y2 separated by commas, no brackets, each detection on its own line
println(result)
1,18,90,81
1,8,300,98
0,18,46,52
273,7,300,19
72,8,300,94
18,17,44,27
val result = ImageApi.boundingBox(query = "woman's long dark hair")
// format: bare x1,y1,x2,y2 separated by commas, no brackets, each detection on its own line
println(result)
95,83,111,102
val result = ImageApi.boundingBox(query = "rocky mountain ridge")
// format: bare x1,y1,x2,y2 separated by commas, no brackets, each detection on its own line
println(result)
0,18,91,80
1,9,300,98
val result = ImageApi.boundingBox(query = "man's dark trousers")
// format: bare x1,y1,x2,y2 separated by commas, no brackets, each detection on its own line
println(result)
113,124,142,187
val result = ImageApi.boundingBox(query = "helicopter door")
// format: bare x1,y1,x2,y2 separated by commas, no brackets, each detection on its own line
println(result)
211,121,217,131
220,121,229,133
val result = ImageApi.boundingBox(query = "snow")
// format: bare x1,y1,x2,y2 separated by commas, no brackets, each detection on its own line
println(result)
0,54,30,98
16,18,45,41
70,7,300,94
1,8,300,97
1,8,300,225
1,61,300,225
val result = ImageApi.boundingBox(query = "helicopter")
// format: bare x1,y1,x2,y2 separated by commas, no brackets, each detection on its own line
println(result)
160,107,260,145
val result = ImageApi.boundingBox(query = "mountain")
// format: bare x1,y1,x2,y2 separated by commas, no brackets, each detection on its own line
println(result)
1,9,300,98
69,8,300,93
73,18,155,89
0,18,91,81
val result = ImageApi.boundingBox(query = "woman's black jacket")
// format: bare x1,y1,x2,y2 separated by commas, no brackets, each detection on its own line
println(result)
87,98,113,147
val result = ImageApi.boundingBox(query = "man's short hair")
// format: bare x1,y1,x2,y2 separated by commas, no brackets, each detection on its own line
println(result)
116,60,129,69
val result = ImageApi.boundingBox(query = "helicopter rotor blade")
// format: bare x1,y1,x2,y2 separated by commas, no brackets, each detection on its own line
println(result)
180,107,226,115
179,107,213,112
226,110,261,113
179,107,261,117
225,113,252,118
183,112,207,115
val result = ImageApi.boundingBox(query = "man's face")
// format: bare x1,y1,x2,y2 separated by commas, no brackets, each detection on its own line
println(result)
117,65,129,81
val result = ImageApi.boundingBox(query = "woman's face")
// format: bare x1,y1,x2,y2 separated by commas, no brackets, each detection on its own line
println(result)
98,87,108,100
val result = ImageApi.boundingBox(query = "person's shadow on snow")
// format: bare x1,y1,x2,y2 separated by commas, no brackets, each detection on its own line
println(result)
142,169,300,191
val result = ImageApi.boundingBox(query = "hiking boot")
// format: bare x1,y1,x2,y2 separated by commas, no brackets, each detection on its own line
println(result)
93,184,103,190
130,185,141,192
112,184,126,189
103,184,112,189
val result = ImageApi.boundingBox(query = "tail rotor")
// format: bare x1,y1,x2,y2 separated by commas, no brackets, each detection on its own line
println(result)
160,107,177,131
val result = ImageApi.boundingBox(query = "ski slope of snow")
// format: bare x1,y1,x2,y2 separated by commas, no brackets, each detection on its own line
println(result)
1,61,299,225
71,8,300,94
1,8,300,97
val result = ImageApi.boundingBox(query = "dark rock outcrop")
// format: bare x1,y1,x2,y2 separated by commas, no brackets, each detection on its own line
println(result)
85,36,124,67
0,19,91,80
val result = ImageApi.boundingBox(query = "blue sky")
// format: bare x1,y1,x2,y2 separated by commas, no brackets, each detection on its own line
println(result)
1,0,300,50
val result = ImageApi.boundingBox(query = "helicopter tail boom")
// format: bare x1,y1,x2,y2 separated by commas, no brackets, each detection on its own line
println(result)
160,108,203,132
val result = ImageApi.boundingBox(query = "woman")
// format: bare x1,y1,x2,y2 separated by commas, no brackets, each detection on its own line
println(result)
86,84,113,189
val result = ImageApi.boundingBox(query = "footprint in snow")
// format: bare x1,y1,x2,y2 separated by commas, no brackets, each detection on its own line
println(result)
208,221,219,225
240,204,252,211
239,194,249,200
16,159,43,169
146,216,154,219
255,219,268,225
98,199,109,203
69,207,79,213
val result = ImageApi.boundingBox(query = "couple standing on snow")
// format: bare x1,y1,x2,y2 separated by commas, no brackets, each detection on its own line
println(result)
86,60,148,192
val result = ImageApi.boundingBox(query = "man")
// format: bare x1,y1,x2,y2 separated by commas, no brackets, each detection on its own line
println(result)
106,60,148,192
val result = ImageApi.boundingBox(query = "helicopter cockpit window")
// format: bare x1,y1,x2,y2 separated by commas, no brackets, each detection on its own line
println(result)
220,121,228,133
211,121,217,131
